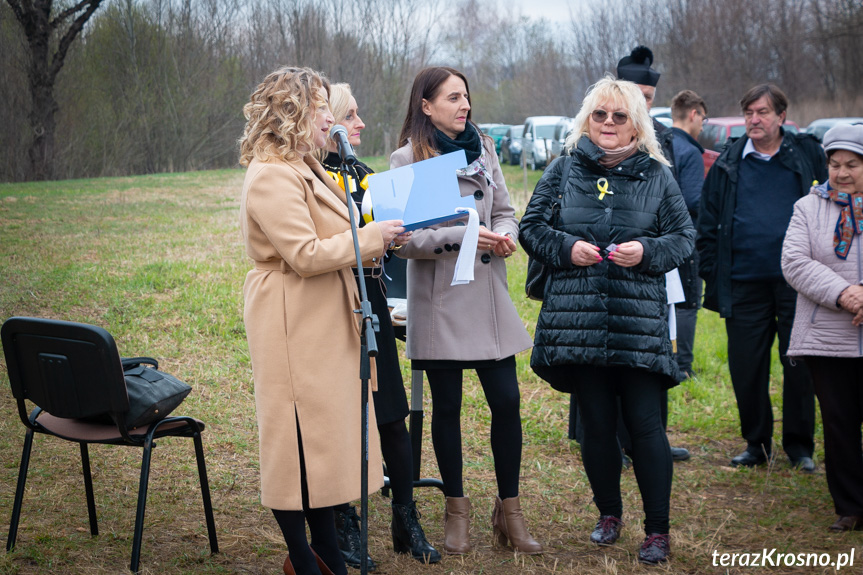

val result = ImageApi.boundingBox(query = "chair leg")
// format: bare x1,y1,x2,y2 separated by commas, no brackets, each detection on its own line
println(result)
7,429,34,552
193,431,219,554
130,438,154,574
79,443,98,536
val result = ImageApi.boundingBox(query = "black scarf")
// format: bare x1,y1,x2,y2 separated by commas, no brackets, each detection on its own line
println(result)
433,124,483,164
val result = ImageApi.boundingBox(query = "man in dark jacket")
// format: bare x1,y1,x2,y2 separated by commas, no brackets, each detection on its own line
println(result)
697,84,827,471
670,90,708,379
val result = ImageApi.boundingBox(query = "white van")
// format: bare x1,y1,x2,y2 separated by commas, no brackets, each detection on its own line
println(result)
522,116,567,170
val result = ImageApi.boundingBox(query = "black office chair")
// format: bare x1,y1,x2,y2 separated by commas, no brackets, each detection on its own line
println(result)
1,316,218,573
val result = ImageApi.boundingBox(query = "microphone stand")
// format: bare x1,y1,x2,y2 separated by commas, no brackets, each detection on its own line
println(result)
338,158,377,575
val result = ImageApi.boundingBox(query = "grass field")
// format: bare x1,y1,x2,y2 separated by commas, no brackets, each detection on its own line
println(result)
0,159,860,574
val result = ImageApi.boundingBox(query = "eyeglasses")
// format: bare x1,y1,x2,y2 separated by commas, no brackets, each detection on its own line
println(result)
696,109,709,125
591,109,629,125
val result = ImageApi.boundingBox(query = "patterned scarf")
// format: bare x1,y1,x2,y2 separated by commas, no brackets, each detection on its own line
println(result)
434,125,497,189
828,185,863,259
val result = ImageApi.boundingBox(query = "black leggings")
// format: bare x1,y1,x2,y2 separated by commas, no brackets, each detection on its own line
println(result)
426,359,522,499
272,424,347,575
572,366,672,535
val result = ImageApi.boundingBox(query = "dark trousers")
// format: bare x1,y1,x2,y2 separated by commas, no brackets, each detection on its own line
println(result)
426,359,522,499
573,366,672,535
807,356,863,517
726,280,815,459
675,250,702,375
570,391,667,451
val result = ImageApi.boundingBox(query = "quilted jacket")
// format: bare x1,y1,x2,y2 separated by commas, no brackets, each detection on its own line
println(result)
782,184,863,358
519,136,695,385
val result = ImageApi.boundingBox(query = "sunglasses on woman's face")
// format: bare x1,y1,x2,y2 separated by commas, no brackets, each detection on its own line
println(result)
591,109,629,125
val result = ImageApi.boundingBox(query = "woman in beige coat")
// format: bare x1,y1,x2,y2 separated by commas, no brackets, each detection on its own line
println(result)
391,66,540,555
238,67,406,575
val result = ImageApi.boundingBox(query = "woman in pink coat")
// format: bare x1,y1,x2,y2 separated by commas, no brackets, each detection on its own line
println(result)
391,66,540,556
238,67,407,575
782,123,863,533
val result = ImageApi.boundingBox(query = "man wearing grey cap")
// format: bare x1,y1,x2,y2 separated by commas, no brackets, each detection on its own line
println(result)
697,83,827,471
782,122,863,531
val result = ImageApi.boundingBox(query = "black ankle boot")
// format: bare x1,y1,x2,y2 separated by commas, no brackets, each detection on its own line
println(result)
334,506,375,571
391,501,441,564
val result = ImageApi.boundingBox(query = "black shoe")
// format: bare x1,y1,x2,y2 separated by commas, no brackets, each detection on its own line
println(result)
730,449,768,467
391,501,441,564
589,515,623,546
670,446,691,461
830,516,863,532
335,506,375,571
638,533,670,564
790,456,815,473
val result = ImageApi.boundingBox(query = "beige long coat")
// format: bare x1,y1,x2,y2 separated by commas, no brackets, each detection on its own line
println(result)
241,154,385,510
390,140,532,360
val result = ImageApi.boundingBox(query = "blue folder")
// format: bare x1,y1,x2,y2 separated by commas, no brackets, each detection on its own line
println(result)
366,150,469,231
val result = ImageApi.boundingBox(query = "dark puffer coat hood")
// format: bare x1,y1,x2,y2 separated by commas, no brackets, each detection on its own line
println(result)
519,136,695,388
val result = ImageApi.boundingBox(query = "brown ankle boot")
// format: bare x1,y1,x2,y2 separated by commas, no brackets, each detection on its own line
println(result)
443,496,471,554
492,496,543,554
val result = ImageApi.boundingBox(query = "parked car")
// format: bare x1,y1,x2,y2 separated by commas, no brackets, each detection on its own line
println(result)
803,117,863,142
487,124,511,156
547,117,575,164
699,116,801,174
650,107,672,128
500,124,524,166
478,123,503,135
522,115,567,170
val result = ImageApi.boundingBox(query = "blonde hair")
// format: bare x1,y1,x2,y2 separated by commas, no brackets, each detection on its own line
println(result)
238,67,330,167
327,83,353,125
316,83,353,162
566,75,670,166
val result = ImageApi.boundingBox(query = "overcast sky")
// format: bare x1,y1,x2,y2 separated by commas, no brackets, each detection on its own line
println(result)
501,0,584,22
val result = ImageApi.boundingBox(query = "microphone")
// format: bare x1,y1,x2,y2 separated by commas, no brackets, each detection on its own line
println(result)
330,124,357,165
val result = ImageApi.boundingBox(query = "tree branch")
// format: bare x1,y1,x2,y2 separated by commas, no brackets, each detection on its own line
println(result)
50,0,104,81
50,0,93,29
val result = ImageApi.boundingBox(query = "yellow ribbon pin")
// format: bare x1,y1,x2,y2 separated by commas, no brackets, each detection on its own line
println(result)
597,178,613,200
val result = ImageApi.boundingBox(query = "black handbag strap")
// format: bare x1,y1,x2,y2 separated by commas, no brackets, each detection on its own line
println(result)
548,155,572,225
558,155,572,199
121,356,159,370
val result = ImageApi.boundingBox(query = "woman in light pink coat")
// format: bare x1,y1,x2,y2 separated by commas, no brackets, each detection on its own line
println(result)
391,66,540,556
782,123,863,533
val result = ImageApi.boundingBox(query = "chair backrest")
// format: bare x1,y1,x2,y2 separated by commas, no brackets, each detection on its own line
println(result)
1,317,129,424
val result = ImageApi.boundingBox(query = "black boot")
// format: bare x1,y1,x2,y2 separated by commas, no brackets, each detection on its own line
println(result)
334,506,375,571
391,501,441,563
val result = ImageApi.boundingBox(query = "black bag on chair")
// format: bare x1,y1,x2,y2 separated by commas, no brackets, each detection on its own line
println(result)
85,356,192,429
119,357,192,429
524,156,571,301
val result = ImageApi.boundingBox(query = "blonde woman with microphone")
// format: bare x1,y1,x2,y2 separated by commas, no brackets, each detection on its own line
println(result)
319,83,439,567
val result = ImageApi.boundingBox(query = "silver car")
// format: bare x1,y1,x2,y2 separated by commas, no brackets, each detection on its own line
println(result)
522,116,567,170
804,117,863,142
548,117,575,164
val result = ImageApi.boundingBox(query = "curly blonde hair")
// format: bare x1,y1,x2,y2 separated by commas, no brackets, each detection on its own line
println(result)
238,67,330,167
565,75,670,166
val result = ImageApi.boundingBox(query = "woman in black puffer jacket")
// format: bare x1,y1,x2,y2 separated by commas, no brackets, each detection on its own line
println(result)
519,77,694,565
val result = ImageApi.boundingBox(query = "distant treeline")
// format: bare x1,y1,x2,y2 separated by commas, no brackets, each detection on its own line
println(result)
1,0,860,182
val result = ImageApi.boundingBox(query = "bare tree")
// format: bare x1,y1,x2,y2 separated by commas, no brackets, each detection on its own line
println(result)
5,0,106,180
